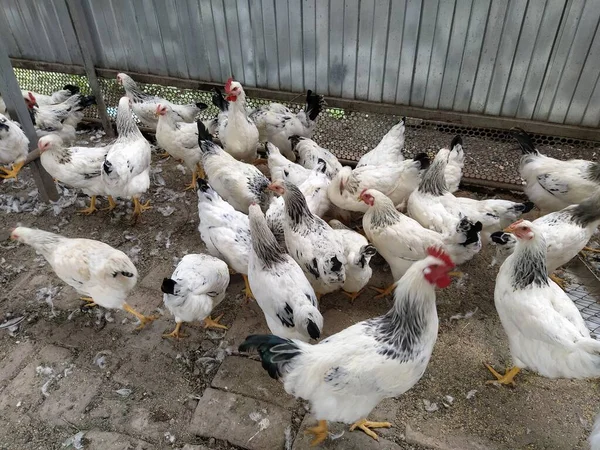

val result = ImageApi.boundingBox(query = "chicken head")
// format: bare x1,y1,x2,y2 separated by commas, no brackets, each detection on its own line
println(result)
224,77,243,102
504,219,535,241
423,247,454,288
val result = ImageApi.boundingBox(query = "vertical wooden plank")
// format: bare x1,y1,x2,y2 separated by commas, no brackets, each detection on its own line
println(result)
355,0,375,101
249,0,267,87
382,0,406,103
288,0,304,92
581,71,600,127
367,0,390,102
341,0,359,99
181,0,212,81
315,0,329,94
328,0,345,97
396,0,421,105
261,0,280,90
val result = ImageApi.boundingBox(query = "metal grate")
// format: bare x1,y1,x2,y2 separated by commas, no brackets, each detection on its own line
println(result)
564,256,600,337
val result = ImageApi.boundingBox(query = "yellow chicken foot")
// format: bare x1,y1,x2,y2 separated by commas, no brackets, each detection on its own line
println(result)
242,274,254,302
78,195,98,215
371,283,396,299
0,160,25,180
448,271,463,278
80,296,97,307
159,150,171,159
196,163,206,180
203,314,228,330
163,322,187,339
484,363,520,386
101,195,117,211
583,246,600,253
132,197,152,218
550,273,568,290
123,303,158,330
185,168,198,190
304,420,328,447
343,290,364,302
349,418,392,441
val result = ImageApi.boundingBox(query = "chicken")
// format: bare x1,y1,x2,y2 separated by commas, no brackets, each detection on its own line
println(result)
268,180,346,297
361,189,482,297
249,90,325,160
487,219,600,385
196,178,253,300
511,128,600,213
239,247,455,445
211,78,259,162
22,84,80,106
161,253,230,339
0,113,29,180
267,142,313,185
356,119,406,168
248,204,323,341
328,153,429,213
11,227,156,329
38,134,112,215
328,220,377,301
102,97,152,219
197,121,272,214
117,72,207,129
490,192,600,288
407,136,533,241
0,96,7,117
289,136,342,178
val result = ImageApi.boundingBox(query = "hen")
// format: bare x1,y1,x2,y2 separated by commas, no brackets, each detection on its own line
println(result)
117,72,207,129
268,180,346,297
407,136,533,241
102,97,152,219
197,121,271,214
356,119,406,168
239,247,454,445
487,219,600,385
328,220,377,301
250,90,325,161
267,142,313,185
248,204,323,341
11,227,156,329
0,113,29,180
38,134,112,215
161,253,230,339
22,84,80,106
511,128,600,213
329,153,429,213
196,178,253,300
290,136,342,178
361,189,482,297
212,79,259,162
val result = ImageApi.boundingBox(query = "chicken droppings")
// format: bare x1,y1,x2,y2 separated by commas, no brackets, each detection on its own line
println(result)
423,399,439,412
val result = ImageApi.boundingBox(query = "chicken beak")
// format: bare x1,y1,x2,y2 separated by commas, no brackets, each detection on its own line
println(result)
503,225,515,233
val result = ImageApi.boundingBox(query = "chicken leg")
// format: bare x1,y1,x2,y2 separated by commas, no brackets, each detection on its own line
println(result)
123,303,158,330
371,283,396,299
304,420,328,446
132,196,152,218
203,314,228,330
550,273,568,290
0,160,25,180
242,274,254,301
196,163,205,180
185,168,198,191
101,196,117,212
80,296,97,307
163,322,187,339
78,195,98,215
484,363,520,386
583,246,600,253
343,290,364,302
349,419,392,441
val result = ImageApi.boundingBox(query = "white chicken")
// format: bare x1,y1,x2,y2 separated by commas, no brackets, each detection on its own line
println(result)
268,180,346,297
196,178,253,300
488,219,600,384
161,253,230,339
407,136,533,241
248,204,323,341
490,191,600,288
328,220,377,301
102,97,152,219
211,79,259,162
117,72,207,129
11,227,157,329
197,122,271,214
290,136,342,178
328,153,429,213
267,142,313,185
26,92,96,139
361,189,482,297
22,84,80,106
356,119,406,168
240,247,455,445
38,134,112,215
0,113,29,180
511,127,600,213
249,90,325,161
0,96,7,117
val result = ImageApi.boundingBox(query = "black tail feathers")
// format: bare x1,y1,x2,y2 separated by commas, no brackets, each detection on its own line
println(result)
77,95,96,109
161,278,177,295
458,218,483,247
490,231,513,245
516,201,535,213
197,120,213,143
304,90,325,122
413,152,431,170
238,334,301,380
307,320,320,340
63,84,80,95
288,135,302,150
212,87,229,112
450,135,463,150
510,128,538,155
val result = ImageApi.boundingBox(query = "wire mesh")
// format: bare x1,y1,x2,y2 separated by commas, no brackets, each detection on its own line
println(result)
564,253,600,338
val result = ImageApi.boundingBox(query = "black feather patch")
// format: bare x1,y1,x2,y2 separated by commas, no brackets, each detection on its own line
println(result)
330,256,343,273
195,102,209,110
102,160,113,175
63,84,80,95
510,128,538,155
277,303,295,328
120,271,135,278
490,231,512,245
306,258,321,279
161,278,177,295
307,319,320,339
197,120,213,143
516,202,535,213
413,152,430,170
450,135,463,150
238,334,301,380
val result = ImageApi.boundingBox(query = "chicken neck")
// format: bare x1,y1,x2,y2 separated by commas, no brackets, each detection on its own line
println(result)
418,152,448,196
508,234,549,290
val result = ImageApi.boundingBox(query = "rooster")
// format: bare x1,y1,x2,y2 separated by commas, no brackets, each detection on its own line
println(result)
0,113,29,180
289,136,342,179
240,247,454,445
117,72,207,129
22,84,80,106
249,90,325,161
11,227,157,329
511,128,600,213
487,219,600,385
361,189,482,297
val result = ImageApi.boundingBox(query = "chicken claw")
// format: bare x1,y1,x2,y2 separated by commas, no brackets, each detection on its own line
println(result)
549,273,568,290
163,322,187,339
342,290,364,302
132,197,152,218
123,303,158,330
0,160,25,180
80,296,97,307
185,168,198,191
242,274,254,302
203,314,228,330
78,196,98,215
101,196,118,212
304,420,328,446
158,150,171,159
196,163,205,180
484,363,520,386
371,283,396,299
349,418,392,441
582,246,600,254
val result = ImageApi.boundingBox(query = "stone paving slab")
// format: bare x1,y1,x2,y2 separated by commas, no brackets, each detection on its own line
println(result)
189,387,292,450
84,430,154,450
404,423,499,450
223,300,271,347
0,341,35,386
211,356,296,409
139,263,174,291
125,287,164,318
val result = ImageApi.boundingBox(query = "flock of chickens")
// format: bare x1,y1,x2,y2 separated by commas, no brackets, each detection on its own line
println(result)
2,74,600,446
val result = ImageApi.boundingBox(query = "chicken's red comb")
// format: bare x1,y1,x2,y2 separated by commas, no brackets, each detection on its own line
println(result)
426,247,454,267
510,219,524,227
359,188,369,198
28,92,36,103
224,77,234,94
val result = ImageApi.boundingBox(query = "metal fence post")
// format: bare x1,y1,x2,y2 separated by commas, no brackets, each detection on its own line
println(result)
66,0,114,138
0,46,58,202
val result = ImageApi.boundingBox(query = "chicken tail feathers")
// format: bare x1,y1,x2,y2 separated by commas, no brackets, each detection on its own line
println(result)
457,218,483,247
570,191,600,228
307,319,321,340
63,84,80,95
358,244,377,268
514,201,535,214
316,158,327,174
413,152,431,170
197,120,214,144
510,128,539,155
304,90,325,122
161,278,177,295
450,135,463,151
212,87,229,112
239,335,302,380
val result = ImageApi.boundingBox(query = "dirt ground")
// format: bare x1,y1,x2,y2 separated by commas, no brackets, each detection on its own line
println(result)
0,126,598,450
